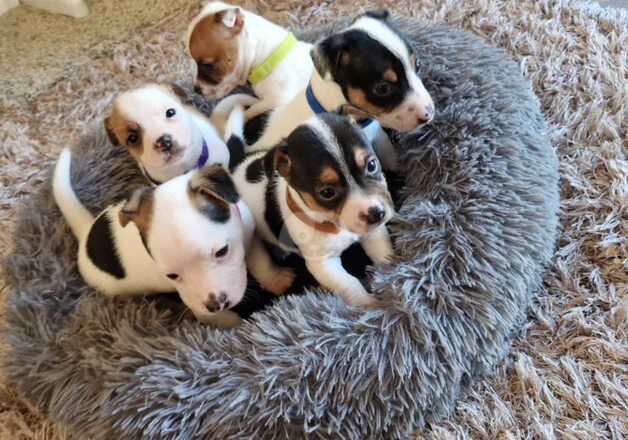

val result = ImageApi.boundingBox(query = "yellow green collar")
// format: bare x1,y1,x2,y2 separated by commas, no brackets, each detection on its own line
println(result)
247,33,297,85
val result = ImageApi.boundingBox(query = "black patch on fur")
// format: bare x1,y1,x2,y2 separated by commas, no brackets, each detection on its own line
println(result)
199,203,231,224
245,157,265,183
317,28,413,112
86,213,126,279
227,135,245,171
244,111,270,145
363,9,390,20
264,176,296,251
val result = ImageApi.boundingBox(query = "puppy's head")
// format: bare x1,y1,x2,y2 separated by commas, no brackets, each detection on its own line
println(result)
187,2,245,99
275,114,393,234
104,84,200,171
310,10,434,132
119,164,248,322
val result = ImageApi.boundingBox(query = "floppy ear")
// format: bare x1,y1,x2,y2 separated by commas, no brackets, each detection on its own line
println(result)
273,141,291,179
215,7,244,36
168,82,188,101
310,34,349,79
119,186,154,228
104,116,119,146
189,164,240,206
363,9,390,20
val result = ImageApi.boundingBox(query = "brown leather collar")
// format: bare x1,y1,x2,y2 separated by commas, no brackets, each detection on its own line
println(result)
285,188,339,234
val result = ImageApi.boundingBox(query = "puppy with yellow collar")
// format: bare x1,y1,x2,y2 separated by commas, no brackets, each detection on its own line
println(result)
186,1,312,120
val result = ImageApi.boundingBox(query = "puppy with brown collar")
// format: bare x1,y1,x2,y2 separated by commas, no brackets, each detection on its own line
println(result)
53,148,289,327
187,1,312,120
247,10,435,172
104,83,249,184
232,113,394,307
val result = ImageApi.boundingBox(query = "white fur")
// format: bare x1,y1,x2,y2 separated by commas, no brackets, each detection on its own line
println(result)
110,85,232,184
186,2,313,120
53,148,255,327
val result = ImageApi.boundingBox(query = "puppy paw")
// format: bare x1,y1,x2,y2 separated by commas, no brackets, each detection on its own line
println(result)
197,310,242,329
345,293,378,308
262,266,296,296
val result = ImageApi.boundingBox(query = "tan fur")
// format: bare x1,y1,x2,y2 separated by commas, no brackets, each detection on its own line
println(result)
188,13,241,84
354,148,370,169
319,166,340,184
119,187,155,240
105,104,144,158
347,86,386,116
383,68,398,82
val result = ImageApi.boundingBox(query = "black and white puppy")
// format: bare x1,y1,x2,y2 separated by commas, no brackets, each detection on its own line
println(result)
232,113,394,307
250,10,434,171
52,148,267,327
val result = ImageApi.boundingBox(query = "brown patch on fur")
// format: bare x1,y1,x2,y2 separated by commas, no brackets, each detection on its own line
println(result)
189,12,242,85
319,166,340,184
105,103,143,158
119,187,155,240
384,69,398,82
347,87,386,116
187,165,239,221
354,148,370,169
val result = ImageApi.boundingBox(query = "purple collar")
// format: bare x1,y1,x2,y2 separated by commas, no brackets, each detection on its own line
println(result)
196,139,209,168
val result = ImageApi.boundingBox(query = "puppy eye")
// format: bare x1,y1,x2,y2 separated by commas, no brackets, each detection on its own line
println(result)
319,186,337,200
373,81,393,97
127,133,139,145
215,245,229,259
166,273,179,281
166,108,176,118
366,157,379,175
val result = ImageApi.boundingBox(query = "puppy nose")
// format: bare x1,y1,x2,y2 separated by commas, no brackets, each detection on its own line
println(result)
418,104,434,124
218,292,230,309
362,206,386,225
193,84,203,95
155,134,173,152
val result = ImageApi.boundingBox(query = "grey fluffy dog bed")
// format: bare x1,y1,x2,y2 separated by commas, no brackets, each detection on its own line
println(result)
3,17,559,439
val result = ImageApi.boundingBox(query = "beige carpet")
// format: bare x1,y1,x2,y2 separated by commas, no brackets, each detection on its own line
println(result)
0,0,626,438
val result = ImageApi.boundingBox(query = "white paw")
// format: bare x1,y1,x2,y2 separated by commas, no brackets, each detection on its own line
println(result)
344,292,378,308
262,266,296,296
197,310,242,329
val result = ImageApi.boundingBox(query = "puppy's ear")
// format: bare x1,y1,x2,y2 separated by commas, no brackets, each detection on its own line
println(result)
273,142,291,179
119,186,154,228
168,82,188,101
215,7,244,36
311,34,349,79
104,116,119,146
189,164,240,207
363,9,390,20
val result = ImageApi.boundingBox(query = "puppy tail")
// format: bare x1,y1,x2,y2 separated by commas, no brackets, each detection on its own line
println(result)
52,148,94,240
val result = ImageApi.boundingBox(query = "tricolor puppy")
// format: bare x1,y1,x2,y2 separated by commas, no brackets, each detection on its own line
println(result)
104,83,242,185
53,148,267,328
187,1,312,120
250,10,435,171
232,113,394,307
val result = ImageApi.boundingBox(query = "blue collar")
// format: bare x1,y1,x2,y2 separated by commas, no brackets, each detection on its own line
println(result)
305,83,375,129
196,138,209,168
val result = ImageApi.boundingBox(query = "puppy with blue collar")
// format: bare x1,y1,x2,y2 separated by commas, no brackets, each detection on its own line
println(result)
53,149,289,327
187,1,312,120
231,113,394,307
104,83,246,185
249,10,435,172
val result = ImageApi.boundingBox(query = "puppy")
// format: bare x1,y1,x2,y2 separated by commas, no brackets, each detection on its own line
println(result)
104,83,242,184
232,113,394,307
187,1,313,120
249,10,435,171
53,148,264,327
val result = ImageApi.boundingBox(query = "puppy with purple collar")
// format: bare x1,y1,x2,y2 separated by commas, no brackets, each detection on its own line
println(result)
104,83,249,185
247,10,434,172
187,1,312,120
53,149,289,327
232,113,394,307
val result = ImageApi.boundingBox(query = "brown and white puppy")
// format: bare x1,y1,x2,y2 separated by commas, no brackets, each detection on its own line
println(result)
232,113,394,307
104,83,237,184
186,1,312,120
52,148,267,327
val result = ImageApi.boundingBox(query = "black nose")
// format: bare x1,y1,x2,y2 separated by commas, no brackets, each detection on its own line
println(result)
365,206,385,225
218,292,230,309
155,134,173,152
193,85,203,95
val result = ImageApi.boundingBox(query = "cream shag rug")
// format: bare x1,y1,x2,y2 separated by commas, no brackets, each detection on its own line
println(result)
0,0,626,438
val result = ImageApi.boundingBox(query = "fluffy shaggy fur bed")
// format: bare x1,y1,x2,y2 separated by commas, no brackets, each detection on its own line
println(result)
0,1,625,439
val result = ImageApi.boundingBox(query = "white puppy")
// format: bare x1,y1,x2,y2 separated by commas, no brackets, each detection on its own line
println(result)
186,1,312,120
52,148,282,327
247,11,435,172
104,83,243,184
232,114,394,307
